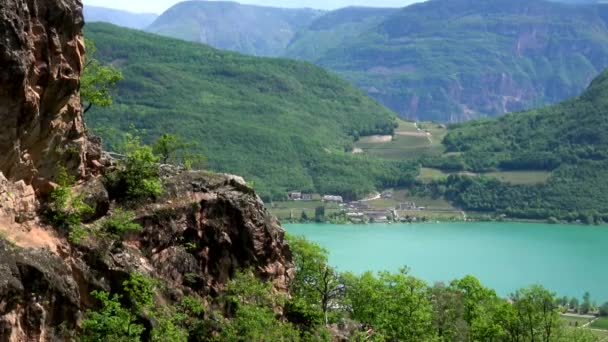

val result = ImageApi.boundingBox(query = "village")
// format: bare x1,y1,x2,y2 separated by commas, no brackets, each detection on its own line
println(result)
269,189,460,224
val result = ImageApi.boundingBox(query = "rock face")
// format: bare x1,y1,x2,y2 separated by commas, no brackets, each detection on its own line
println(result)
141,170,294,296
0,170,295,341
0,0,91,187
0,1,294,340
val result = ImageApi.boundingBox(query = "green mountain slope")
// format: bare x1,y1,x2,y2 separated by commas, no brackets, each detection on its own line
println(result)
426,69,608,222
146,1,324,57
291,0,608,122
85,23,417,201
84,5,158,29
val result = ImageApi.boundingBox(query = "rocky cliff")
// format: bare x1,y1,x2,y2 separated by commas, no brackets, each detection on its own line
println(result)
0,0,94,188
0,1,294,340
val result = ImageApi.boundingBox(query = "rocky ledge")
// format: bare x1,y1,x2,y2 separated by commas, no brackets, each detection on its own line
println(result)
0,170,294,341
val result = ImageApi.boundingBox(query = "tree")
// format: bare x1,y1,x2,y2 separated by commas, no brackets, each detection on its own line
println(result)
152,133,196,165
449,275,512,341
580,292,592,314
215,271,301,342
81,290,144,342
428,282,469,341
81,38,123,113
569,297,580,312
314,206,325,222
511,285,560,342
345,268,435,341
300,210,309,222
288,235,343,326
600,302,608,316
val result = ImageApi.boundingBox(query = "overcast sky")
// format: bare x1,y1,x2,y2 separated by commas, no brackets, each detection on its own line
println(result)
83,0,421,15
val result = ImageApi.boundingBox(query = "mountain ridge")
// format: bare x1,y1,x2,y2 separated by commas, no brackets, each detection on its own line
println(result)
84,5,158,29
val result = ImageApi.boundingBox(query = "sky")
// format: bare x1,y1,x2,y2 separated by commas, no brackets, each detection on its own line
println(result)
83,0,421,15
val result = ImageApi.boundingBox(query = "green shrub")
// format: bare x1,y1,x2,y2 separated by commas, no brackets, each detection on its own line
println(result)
103,209,142,237
81,290,144,342
46,167,94,244
108,133,163,202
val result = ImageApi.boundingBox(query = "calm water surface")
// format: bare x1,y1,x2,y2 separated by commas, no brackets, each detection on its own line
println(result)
286,222,608,301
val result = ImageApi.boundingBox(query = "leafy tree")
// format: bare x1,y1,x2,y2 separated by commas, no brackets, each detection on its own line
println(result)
288,235,343,326
81,38,123,114
215,271,301,341
345,268,435,341
81,290,144,342
580,291,592,314
428,282,469,341
569,297,580,312
599,302,608,316
449,276,504,340
314,206,325,222
152,133,198,165
510,286,560,342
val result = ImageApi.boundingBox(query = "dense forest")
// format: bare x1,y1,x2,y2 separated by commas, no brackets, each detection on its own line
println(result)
417,70,608,222
84,23,417,201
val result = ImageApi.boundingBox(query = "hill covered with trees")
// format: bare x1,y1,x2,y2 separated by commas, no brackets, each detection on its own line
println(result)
85,23,417,201
421,69,608,222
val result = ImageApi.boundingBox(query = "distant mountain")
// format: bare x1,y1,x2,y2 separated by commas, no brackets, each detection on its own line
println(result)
85,23,417,201
84,5,158,29
292,0,608,122
147,0,608,123
284,7,399,61
146,1,324,56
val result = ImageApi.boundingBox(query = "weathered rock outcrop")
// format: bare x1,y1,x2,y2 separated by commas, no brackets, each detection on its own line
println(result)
0,1,294,340
0,0,91,187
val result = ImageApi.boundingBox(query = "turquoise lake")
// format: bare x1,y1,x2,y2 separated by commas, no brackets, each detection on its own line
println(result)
286,222,607,301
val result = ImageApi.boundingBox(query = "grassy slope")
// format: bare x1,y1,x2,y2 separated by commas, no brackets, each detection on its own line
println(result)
85,23,418,200
290,0,608,122
146,1,324,57
432,69,608,221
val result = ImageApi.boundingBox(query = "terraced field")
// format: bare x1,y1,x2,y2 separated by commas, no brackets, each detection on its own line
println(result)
354,120,447,160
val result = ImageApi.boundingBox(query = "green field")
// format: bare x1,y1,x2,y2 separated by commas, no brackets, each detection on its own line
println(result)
482,171,552,185
592,317,608,330
417,168,551,185
561,315,594,327
397,210,464,221
355,120,447,160
418,167,450,182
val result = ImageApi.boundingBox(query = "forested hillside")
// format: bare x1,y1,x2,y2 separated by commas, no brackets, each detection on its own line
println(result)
85,23,417,201
423,69,608,222
146,1,323,56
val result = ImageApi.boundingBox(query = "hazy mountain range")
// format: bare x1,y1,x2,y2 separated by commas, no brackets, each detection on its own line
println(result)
85,0,608,122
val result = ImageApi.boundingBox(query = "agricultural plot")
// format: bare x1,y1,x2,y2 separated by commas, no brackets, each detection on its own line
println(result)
354,120,447,160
